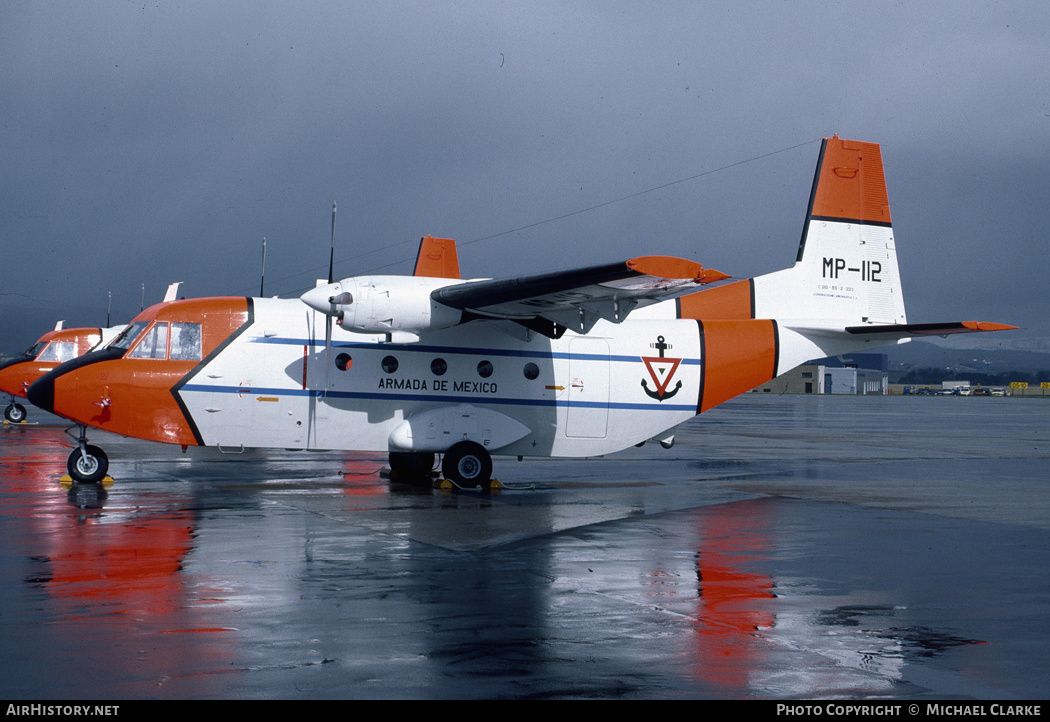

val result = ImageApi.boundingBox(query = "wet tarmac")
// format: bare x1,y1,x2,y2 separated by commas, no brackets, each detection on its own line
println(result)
0,394,1047,699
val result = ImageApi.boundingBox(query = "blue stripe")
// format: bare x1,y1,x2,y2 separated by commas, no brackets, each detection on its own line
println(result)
180,383,697,413
251,336,701,366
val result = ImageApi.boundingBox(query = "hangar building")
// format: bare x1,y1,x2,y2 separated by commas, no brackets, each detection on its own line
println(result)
754,353,889,395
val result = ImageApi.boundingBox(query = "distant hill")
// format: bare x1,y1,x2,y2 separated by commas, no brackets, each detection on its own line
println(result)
886,339,1050,373
883,340,1050,384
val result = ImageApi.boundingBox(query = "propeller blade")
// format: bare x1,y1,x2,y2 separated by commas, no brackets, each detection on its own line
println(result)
324,312,332,399
324,202,337,398
260,237,266,297
329,202,336,284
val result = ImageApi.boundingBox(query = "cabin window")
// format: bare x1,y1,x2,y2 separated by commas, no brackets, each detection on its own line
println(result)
382,355,399,373
169,322,202,361
128,322,169,359
523,362,539,380
477,360,493,378
430,358,447,376
336,353,352,371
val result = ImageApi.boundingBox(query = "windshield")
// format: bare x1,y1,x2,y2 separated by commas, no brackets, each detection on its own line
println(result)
108,321,148,351
37,341,78,363
21,341,47,359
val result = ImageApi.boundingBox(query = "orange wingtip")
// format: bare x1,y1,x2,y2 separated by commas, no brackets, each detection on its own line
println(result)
626,256,730,284
961,321,1020,332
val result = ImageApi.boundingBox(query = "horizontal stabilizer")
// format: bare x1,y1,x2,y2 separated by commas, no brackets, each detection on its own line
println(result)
845,321,1019,339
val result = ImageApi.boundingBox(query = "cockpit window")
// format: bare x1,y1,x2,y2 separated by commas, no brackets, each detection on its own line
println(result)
169,322,202,361
110,322,148,351
128,322,169,359
37,341,77,363
121,321,202,361
22,341,47,359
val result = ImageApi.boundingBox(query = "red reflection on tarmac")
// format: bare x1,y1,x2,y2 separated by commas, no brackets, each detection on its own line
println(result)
692,497,777,690
0,427,69,492
39,509,194,618
339,452,390,499
0,428,235,690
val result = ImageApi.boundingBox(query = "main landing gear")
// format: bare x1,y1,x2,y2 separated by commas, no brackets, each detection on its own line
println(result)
441,441,493,489
65,426,109,484
387,441,495,491
4,403,27,423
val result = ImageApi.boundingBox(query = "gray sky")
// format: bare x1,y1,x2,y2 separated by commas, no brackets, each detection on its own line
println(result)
2,0,1048,354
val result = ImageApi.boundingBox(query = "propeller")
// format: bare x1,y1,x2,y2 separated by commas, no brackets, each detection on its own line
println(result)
329,203,336,284
324,203,337,397
300,203,355,398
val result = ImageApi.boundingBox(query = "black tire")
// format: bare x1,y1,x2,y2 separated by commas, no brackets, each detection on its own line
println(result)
442,441,492,488
389,451,436,481
67,445,108,484
4,404,27,423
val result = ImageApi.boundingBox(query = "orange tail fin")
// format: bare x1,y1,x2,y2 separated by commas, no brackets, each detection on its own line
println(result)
413,236,461,279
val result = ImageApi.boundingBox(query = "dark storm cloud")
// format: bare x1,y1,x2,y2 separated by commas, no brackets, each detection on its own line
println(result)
2,1,1048,353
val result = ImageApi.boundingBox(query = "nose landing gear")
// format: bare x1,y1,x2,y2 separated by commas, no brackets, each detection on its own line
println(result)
4,403,27,423
65,426,109,484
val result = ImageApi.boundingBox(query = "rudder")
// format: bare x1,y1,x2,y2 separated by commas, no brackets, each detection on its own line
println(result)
753,136,907,326
413,236,461,279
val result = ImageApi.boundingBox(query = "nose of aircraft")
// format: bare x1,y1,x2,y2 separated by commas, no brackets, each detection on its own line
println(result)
300,282,350,315
26,373,55,413
26,346,123,416
0,357,27,394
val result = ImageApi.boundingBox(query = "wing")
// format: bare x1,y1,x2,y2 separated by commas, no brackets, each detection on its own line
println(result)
432,256,730,336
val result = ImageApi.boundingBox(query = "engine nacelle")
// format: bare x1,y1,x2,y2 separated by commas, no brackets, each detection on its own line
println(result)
301,276,464,336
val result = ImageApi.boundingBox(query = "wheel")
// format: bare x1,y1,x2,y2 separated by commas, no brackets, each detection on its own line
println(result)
4,403,26,423
442,441,492,488
389,451,436,481
67,445,108,484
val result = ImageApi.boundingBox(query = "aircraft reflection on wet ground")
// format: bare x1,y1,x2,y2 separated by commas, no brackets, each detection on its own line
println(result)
0,394,1047,699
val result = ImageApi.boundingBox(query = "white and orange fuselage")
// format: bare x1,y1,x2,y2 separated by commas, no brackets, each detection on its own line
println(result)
30,294,792,456
1,327,104,399
28,136,1016,481
1,325,125,422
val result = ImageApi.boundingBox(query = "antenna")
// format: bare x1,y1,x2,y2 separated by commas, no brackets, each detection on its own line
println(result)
140,283,145,311
106,292,112,327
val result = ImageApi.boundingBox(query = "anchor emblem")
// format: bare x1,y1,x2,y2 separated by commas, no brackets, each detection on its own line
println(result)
641,335,682,401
